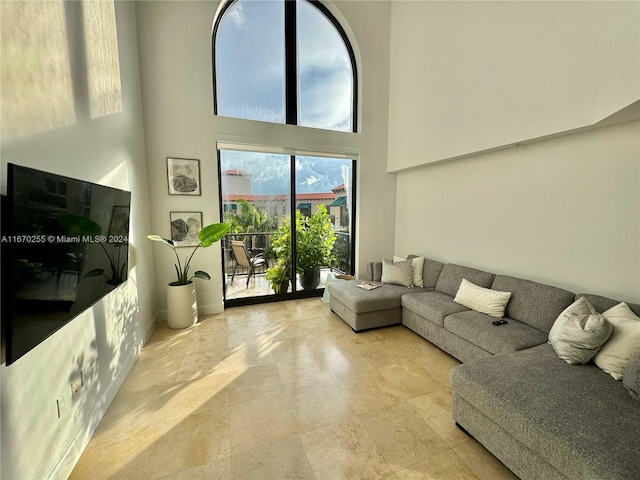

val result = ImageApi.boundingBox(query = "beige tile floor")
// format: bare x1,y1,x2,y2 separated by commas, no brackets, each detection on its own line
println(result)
70,298,519,480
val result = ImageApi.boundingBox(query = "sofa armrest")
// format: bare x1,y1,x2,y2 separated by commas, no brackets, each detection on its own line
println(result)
366,261,382,282
623,352,640,401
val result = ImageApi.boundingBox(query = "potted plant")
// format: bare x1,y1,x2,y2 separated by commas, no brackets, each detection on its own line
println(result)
265,217,292,293
265,206,337,292
296,205,336,290
265,260,290,294
147,222,230,328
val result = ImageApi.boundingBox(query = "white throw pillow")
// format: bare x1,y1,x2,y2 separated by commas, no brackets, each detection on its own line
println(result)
381,258,413,287
394,255,424,287
594,302,640,380
454,279,511,318
548,297,612,365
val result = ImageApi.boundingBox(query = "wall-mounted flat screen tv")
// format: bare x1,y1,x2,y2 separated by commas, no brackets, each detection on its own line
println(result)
2,164,131,365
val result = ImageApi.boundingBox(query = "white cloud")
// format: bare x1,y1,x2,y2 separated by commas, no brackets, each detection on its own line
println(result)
229,3,245,27
303,175,319,186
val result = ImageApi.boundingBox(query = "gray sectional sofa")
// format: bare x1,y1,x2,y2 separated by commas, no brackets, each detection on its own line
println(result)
327,257,640,480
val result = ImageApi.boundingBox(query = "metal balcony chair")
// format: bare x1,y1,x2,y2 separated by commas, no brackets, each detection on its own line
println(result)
230,240,266,288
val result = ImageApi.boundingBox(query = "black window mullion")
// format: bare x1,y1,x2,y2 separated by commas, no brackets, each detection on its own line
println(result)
289,154,298,291
284,0,297,125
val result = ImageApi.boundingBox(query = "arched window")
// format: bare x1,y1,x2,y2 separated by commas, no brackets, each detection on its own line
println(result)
213,0,357,132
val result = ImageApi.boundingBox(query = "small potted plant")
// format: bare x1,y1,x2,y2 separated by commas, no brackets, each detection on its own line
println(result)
265,260,290,294
265,218,292,294
147,222,230,328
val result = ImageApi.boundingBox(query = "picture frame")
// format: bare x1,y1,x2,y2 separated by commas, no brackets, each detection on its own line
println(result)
167,157,201,195
108,206,130,239
170,211,203,247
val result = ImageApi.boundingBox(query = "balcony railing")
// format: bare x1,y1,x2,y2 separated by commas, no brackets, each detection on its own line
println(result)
222,231,352,275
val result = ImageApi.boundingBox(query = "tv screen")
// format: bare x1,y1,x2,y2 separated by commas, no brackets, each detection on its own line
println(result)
3,164,131,365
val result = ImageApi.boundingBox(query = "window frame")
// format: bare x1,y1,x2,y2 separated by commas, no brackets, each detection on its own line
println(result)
212,0,358,133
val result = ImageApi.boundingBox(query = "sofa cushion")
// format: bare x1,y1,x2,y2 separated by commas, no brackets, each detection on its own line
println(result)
409,255,444,291
435,264,495,298
401,291,468,327
593,302,640,380
454,279,511,318
576,293,640,317
367,256,444,290
490,275,574,333
328,280,425,314
397,255,424,287
366,262,383,282
444,310,547,354
623,353,640,401
450,343,640,480
381,258,414,287
548,297,612,365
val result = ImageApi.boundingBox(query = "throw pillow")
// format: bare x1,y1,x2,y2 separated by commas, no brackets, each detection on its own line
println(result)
453,278,511,318
623,353,640,401
548,297,612,365
381,258,413,287
394,255,425,287
594,302,640,380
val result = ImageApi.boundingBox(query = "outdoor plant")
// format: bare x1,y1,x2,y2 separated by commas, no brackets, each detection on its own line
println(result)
265,260,290,293
295,205,336,273
265,218,292,291
265,205,336,290
147,222,230,285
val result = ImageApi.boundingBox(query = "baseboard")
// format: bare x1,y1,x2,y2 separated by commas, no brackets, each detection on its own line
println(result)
49,353,138,480
200,302,224,315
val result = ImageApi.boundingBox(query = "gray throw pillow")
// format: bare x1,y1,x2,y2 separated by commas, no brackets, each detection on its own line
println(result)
623,353,640,401
381,258,413,287
548,297,613,365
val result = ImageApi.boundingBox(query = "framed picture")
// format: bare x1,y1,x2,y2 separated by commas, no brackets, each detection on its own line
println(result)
170,211,203,247
108,206,130,239
167,157,201,195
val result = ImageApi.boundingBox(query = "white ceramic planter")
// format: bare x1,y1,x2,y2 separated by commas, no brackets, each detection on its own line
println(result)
166,282,198,329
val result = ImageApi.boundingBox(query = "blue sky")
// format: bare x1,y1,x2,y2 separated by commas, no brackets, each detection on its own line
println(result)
215,0,352,131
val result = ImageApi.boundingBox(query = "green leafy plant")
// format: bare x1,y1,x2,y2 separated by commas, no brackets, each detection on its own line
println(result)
265,260,290,293
147,223,230,285
265,205,336,291
296,205,336,273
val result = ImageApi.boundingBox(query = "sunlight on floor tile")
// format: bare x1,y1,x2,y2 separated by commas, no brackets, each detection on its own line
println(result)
70,298,518,480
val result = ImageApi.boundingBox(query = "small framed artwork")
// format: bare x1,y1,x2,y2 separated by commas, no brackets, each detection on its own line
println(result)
108,206,130,240
170,211,202,247
167,157,201,195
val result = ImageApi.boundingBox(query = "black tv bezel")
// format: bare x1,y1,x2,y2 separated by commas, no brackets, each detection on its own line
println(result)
3,163,132,366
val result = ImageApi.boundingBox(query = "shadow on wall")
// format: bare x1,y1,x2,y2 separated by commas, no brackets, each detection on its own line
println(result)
0,0,122,143
69,269,142,462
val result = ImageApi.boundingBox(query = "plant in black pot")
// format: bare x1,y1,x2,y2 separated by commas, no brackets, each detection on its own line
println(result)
147,222,230,328
296,205,336,290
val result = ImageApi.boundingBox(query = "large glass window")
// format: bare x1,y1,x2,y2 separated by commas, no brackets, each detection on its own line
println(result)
214,0,358,305
214,0,356,132
220,149,355,305
297,0,353,131
215,0,285,123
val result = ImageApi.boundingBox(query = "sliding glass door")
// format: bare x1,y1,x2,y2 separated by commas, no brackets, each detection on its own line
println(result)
219,149,355,306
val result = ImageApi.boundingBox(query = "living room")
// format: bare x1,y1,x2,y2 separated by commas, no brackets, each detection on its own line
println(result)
1,1,638,479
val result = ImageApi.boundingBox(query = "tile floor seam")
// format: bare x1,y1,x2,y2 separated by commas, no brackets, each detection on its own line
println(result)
69,298,519,480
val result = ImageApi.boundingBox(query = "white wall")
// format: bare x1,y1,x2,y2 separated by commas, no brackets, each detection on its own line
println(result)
389,1,640,303
388,1,640,170
0,3,155,479
135,0,396,310
395,120,640,303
